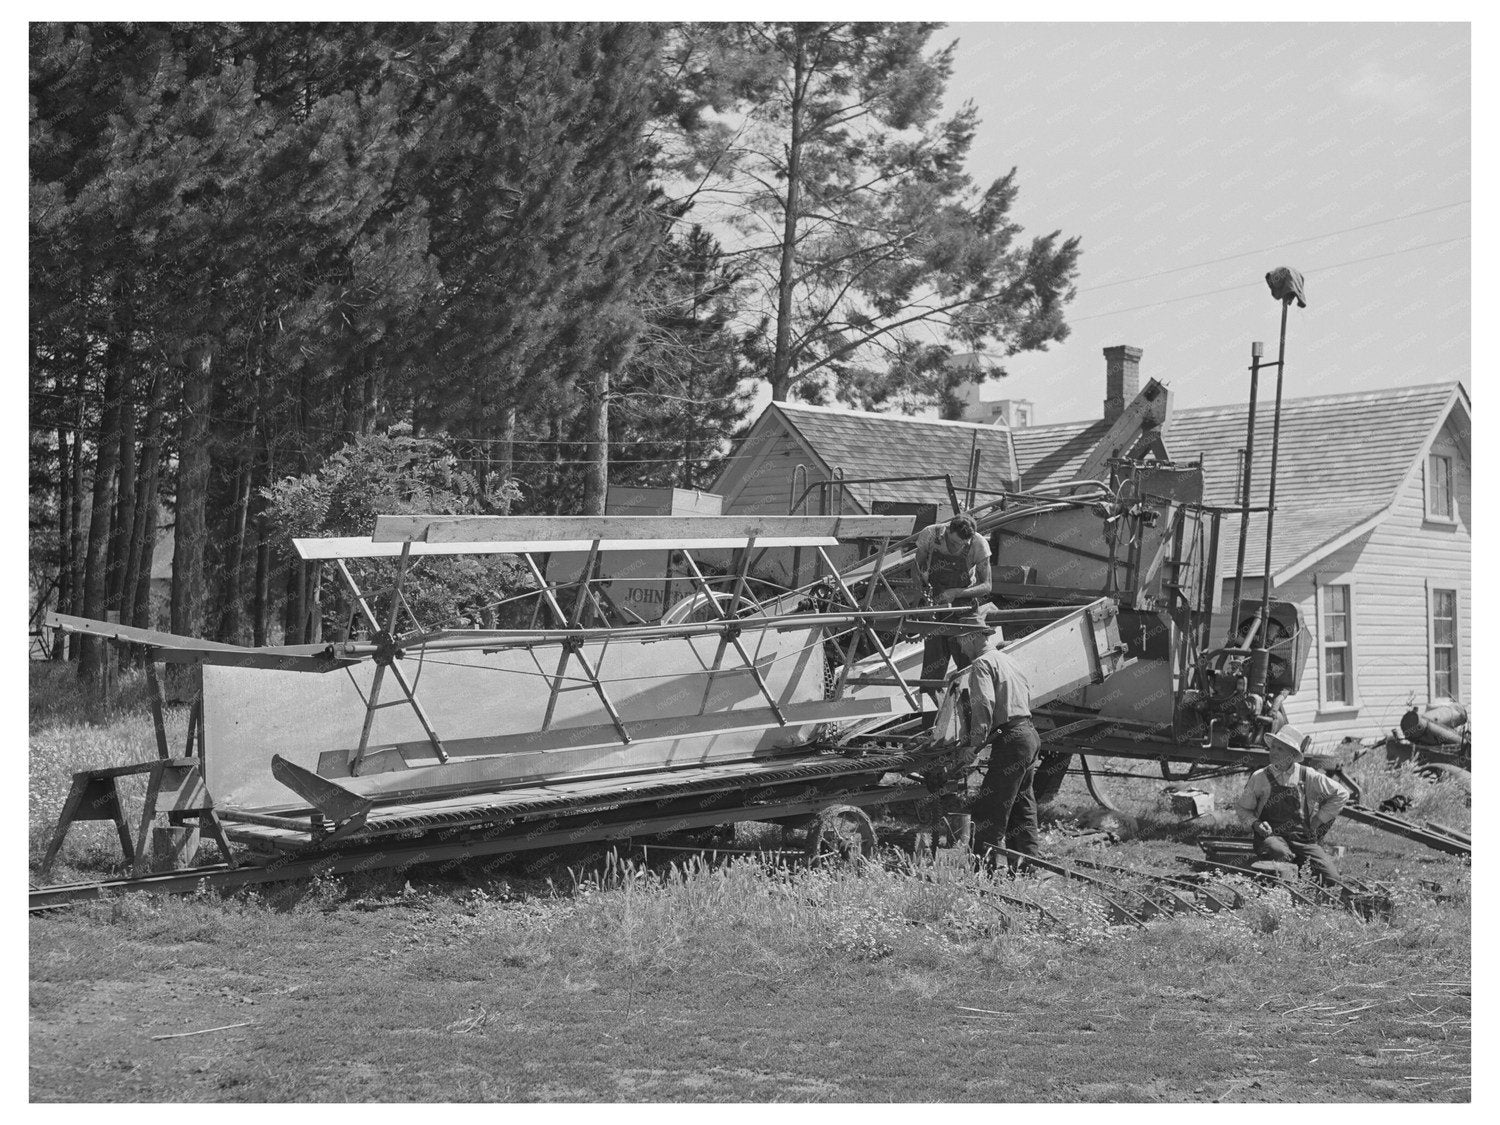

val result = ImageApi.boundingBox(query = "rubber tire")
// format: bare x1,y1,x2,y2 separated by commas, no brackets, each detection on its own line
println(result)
1416,762,1471,788
804,804,877,865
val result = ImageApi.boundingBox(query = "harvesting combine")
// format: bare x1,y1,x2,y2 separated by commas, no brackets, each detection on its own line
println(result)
33,271,1466,910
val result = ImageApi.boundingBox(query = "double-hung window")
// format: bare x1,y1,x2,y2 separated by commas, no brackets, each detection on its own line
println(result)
1426,454,1456,521
1430,587,1460,701
1321,583,1352,706
1315,574,1359,712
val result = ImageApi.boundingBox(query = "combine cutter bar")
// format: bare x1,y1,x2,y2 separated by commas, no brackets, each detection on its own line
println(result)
1175,855,1324,909
984,846,1149,927
1063,856,1214,916
236,747,929,846
30,783,917,912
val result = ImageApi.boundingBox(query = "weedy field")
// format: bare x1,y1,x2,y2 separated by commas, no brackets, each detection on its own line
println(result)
30,663,1471,1103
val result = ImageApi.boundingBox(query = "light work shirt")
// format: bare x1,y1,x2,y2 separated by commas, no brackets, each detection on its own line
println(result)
965,646,1032,745
1235,763,1349,829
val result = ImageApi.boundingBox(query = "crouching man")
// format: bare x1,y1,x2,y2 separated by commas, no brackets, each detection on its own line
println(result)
1234,724,1349,886
958,621,1041,871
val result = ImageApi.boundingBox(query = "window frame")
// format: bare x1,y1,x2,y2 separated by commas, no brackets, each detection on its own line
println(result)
1426,581,1461,703
1424,452,1457,524
1314,573,1360,714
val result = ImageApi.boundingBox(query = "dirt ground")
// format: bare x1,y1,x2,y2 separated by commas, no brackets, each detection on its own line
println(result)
30,812,1470,1103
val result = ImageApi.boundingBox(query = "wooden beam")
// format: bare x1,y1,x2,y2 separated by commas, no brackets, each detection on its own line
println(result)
1075,378,1174,485
296,535,853,559
370,514,914,545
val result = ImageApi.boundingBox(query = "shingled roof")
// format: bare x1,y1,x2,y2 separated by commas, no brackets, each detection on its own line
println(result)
770,402,1018,508
1015,380,1468,580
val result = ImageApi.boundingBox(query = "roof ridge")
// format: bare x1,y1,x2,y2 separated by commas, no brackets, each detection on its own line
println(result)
1025,379,1464,431
774,401,1012,433
1173,379,1461,417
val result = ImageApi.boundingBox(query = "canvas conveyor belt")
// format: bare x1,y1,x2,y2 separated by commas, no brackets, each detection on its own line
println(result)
222,746,933,850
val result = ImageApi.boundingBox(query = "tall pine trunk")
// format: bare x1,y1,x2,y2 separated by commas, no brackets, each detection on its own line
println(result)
126,368,165,631
171,343,214,640
66,365,86,657
769,35,809,403
497,403,516,486
108,374,137,617
581,367,609,515
215,404,257,643
78,335,125,683
53,423,71,659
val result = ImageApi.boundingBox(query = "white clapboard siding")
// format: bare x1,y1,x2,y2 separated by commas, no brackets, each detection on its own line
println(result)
1279,413,1470,747
720,418,848,515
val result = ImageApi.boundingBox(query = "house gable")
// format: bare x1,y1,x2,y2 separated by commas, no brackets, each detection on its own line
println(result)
710,405,834,514
1267,397,1470,741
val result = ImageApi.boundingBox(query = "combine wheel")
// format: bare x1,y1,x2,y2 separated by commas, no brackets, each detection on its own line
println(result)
1078,755,1121,813
1032,752,1073,806
804,804,876,865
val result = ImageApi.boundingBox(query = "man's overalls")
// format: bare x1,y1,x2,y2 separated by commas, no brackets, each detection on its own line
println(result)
922,538,978,692
1256,768,1341,886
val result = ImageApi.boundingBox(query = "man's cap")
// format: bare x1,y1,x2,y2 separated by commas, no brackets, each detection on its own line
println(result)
1265,724,1311,759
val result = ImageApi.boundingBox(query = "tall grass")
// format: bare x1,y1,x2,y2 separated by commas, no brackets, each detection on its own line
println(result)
29,662,189,868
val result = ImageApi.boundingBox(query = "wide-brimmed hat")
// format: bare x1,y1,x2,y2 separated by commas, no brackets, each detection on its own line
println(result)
1265,724,1311,759
955,604,1003,645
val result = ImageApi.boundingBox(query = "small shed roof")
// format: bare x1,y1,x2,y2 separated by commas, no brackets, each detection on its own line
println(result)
770,401,1018,509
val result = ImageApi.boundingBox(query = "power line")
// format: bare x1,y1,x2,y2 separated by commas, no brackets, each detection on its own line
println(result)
1072,235,1470,323
1079,200,1470,294
25,391,740,446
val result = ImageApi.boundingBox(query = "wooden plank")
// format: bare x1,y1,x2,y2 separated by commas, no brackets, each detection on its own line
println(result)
370,514,915,545
1075,378,1174,485
45,613,356,672
315,696,894,782
295,535,850,559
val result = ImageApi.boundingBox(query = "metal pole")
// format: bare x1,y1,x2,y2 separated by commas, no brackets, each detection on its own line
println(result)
1228,342,1263,644
1256,299,1292,649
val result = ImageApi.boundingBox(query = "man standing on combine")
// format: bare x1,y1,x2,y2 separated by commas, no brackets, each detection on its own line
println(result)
914,513,992,695
1234,725,1348,886
958,622,1042,872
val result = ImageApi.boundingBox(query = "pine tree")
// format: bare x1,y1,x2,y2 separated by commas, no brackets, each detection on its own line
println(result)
610,224,756,491
678,22,1081,404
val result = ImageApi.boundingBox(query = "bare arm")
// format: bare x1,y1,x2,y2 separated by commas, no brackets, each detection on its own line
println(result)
913,533,932,586
1235,775,1266,825
1308,771,1350,829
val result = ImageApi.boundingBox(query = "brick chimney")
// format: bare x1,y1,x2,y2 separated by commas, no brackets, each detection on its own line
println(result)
1103,345,1142,423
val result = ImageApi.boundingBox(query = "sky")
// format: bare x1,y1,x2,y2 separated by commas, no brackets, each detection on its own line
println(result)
936,21,1471,426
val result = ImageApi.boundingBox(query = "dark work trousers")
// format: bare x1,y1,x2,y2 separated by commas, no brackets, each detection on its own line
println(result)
1255,772,1342,886
922,634,972,700
971,718,1041,864
1257,833,1342,886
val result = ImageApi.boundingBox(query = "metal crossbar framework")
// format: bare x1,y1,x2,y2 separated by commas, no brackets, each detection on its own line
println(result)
325,524,936,773
816,543,920,710
334,547,449,774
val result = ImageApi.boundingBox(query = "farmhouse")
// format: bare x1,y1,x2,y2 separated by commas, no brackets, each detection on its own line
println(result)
712,348,1471,744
